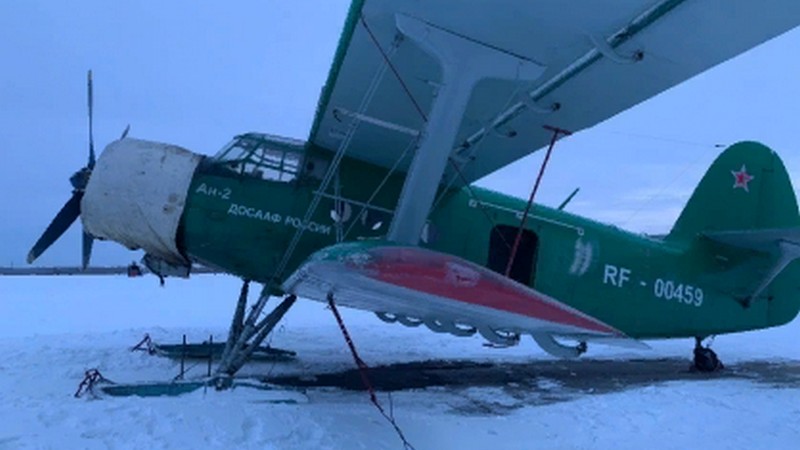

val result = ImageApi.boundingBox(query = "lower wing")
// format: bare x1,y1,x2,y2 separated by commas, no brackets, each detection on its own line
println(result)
283,242,647,356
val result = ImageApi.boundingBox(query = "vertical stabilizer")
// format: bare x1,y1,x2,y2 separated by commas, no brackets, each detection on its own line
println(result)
668,141,799,241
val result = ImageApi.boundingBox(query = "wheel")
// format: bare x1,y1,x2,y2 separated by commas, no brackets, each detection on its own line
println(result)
693,346,724,372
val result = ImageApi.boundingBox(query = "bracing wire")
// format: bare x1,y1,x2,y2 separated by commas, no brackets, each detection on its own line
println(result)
611,138,719,230
360,15,428,123
237,16,403,333
446,158,514,251
267,19,399,287
342,137,417,240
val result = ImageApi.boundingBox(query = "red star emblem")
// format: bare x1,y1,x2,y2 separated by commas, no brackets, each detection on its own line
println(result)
731,165,754,192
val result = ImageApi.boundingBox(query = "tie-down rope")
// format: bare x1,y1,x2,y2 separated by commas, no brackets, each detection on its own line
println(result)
504,126,571,277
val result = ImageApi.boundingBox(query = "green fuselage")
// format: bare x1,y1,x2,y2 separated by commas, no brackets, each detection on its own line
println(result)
179,143,800,340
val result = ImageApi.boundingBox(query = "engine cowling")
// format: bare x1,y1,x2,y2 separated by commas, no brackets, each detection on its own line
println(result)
81,138,202,265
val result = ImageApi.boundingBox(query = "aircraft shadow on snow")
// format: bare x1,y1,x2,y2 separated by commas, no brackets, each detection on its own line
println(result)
266,358,800,415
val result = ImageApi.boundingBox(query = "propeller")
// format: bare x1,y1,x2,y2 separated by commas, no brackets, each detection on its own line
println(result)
27,70,99,269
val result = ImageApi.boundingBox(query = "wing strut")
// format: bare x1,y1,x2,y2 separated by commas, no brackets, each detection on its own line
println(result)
387,14,546,244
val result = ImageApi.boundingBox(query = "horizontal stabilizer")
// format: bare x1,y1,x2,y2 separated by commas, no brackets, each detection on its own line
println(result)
704,228,800,253
705,229,800,305
0,264,222,277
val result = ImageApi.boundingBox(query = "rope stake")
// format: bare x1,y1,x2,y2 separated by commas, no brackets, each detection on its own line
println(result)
131,333,155,355
74,369,111,398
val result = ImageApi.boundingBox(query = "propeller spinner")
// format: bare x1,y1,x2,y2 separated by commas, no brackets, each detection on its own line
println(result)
27,70,99,268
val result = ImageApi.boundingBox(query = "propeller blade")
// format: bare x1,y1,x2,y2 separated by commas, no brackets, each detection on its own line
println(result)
87,70,95,169
81,230,94,270
120,124,130,140
27,192,83,264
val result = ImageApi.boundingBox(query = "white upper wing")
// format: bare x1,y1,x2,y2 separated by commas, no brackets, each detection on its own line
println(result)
308,0,800,183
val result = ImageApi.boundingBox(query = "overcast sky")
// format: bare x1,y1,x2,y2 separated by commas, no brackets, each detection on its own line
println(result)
3,1,800,268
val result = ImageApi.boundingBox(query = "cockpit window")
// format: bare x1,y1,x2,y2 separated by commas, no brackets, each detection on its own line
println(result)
212,134,305,183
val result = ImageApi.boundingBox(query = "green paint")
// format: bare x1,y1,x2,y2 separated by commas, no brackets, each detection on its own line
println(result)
669,141,799,238
307,0,367,143
180,137,800,340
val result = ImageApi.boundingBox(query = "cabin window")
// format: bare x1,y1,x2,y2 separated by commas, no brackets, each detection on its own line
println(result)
212,134,306,183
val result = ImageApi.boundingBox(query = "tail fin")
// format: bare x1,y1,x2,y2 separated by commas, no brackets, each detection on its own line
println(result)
668,141,799,241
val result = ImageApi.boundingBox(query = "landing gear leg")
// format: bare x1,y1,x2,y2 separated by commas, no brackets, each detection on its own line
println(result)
692,336,724,372
220,280,251,365
215,281,296,388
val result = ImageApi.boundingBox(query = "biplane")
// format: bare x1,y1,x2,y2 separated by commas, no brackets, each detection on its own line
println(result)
23,0,800,378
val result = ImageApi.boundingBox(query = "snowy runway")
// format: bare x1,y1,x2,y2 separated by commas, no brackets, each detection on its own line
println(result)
2,276,800,449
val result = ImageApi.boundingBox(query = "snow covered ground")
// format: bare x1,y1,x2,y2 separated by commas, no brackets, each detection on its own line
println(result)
1,275,800,449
